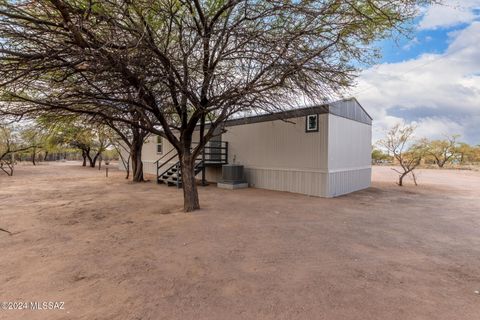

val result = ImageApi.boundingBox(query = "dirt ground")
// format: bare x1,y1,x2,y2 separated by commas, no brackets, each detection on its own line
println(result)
0,163,479,320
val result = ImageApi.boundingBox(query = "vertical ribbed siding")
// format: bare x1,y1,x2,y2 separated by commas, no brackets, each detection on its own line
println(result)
223,114,329,171
327,114,372,171
244,168,329,197
218,114,330,196
326,114,372,196
327,168,372,197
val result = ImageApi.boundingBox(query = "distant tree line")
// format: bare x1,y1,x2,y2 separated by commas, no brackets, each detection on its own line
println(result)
0,117,118,176
373,124,480,186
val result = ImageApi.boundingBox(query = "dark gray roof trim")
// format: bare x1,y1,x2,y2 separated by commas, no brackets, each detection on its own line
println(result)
328,98,372,125
223,98,372,127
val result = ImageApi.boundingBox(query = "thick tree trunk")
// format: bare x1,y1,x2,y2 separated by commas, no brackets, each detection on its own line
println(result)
90,153,100,168
130,131,144,182
81,149,89,167
44,151,49,161
180,153,200,212
87,153,94,167
31,147,36,166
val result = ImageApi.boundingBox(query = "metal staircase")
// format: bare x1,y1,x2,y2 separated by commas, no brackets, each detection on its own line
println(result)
155,141,228,188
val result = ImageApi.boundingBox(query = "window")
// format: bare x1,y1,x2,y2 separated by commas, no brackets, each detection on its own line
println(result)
156,136,163,154
306,114,318,132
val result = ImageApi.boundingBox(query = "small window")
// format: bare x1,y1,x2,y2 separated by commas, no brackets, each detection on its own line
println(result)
306,114,318,132
156,136,163,154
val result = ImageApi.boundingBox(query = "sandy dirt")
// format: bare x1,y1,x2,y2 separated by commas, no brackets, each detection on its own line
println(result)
0,163,479,320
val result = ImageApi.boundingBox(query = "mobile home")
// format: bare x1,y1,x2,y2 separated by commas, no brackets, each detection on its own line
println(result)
120,98,372,197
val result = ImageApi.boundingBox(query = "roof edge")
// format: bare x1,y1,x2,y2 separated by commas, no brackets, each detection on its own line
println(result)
222,97,371,128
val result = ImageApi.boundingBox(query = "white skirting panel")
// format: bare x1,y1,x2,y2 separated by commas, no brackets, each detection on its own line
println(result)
244,167,329,197
142,161,157,175
326,168,371,197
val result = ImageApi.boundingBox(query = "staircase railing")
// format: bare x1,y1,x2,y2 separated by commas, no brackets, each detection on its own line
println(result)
154,148,178,182
155,141,229,185
193,141,228,165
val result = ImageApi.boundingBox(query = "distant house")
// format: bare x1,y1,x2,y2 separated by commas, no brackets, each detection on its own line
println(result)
120,98,372,197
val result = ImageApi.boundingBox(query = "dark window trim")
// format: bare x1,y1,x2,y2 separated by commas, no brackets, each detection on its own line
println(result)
305,114,319,132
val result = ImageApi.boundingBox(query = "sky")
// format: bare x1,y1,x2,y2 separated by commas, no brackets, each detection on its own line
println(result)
349,0,480,145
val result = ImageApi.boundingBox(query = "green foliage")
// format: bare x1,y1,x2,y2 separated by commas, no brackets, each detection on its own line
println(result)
423,135,459,167
371,148,391,163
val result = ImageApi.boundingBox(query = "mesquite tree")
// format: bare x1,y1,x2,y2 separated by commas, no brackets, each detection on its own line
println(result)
378,124,425,186
104,117,150,182
0,0,431,211
0,124,31,175
425,135,459,168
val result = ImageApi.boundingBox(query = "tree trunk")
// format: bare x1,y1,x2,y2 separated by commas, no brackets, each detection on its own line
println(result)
125,158,130,179
31,147,36,166
180,153,200,212
44,151,49,161
91,151,102,168
130,131,145,182
82,150,87,166
87,153,94,167
412,171,418,186
398,172,407,186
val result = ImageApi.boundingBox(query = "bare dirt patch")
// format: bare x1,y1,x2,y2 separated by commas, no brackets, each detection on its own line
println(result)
1,163,479,319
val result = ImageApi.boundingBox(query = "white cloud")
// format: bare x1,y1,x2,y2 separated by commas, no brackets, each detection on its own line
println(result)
418,0,480,30
412,117,466,140
351,22,480,144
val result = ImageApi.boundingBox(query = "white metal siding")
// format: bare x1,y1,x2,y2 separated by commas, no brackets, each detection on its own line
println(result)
118,136,178,176
245,167,329,196
327,168,372,197
223,114,328,170
125,107,372,198
219,114,329,196
327,114,371,196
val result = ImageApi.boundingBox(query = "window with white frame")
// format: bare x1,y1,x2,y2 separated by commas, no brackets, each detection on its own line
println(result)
156,136,163,154
306,114,318,132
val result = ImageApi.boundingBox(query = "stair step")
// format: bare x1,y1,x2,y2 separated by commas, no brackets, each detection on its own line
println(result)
158,159,209,188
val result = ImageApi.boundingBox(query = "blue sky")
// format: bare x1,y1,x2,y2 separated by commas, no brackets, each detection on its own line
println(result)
352,1,480,145
378,27,451,63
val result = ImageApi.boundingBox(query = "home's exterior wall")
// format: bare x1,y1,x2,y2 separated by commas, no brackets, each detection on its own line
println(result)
326,114,372,196
141,136,159,175
118,143,129,171
218,114,330,196
119,135,178,176
118,107,372,198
